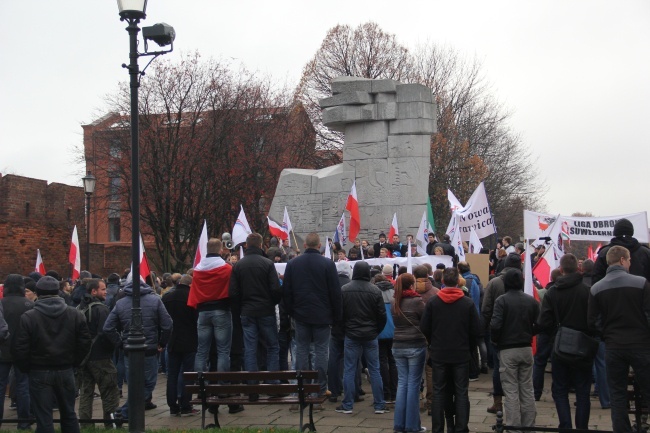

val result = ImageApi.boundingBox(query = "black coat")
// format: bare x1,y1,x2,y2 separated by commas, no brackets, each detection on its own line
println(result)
0,293,33,363
341,262,387,341
282,248,342,325
78,294,115,361
538,272,591,335
592,236,650,284
162,284,198,353
229,246,281,317
491,289,540,350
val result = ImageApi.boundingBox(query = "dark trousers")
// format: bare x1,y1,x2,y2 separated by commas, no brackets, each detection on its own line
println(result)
533,332,552,399
431,361,470,433
327,336,344,397
78,358,120,426
378,338,397,400
0,362,30,429
29,368,80,433
491,342,503,396
166,351,196,411
551,358,591,429
606,348,650,433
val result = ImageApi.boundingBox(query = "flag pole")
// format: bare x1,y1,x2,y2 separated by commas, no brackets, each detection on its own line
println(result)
291,230,299,253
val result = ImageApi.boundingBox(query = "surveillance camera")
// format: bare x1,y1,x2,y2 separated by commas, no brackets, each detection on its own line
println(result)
142,23,175,47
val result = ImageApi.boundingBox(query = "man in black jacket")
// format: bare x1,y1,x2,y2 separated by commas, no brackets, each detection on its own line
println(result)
162,274,198,415
283,232,341,397
538,254,593,430
421,267,481,433
229,233,282,400
77,279,120,427
335,261,387,415
0,275,33,430
592,218,650,284
13,276,92,433
589,246,650,433
490,268,539,430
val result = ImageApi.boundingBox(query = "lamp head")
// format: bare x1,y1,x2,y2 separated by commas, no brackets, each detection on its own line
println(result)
142,23,175,47
82,171,96,195
117,0,148,20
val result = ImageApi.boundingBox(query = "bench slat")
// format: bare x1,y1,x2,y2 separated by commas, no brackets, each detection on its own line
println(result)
183,370,318,382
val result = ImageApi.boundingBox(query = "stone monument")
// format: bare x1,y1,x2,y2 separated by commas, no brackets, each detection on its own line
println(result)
268,76,437,246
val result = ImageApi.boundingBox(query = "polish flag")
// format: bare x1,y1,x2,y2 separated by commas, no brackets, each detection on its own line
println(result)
587,245,594,263
267,216,288,240
35,249,46,275
69,226,81,280
232,205,252,246
592,243,602,261
283,207,293,247
388,213,399,240
532,244,561,288
345,181,360,242
139,234,152,282
194,220,209,267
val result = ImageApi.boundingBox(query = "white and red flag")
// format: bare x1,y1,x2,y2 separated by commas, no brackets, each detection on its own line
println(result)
35,249,46,275
139,233,151,282
345,181,360,242
194,220,208,267
267,216,288,241
283,207,293,247
388,213,399,240
69,226,81,280
232,205,252,246
532,244,562,288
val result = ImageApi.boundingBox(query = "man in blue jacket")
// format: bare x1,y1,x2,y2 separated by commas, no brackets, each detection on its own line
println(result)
283,232,341,397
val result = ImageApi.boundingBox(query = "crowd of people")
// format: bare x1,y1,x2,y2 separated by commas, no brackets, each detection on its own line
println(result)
0,217,649,433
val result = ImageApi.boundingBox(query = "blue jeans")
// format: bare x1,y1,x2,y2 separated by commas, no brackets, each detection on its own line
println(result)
195,309,232,373
606,348,650,433
593,341,610,408
0,362,30,429
121,354,158,417
167,351,196,411
294,321,330,395
551,358,591,429
29,368,79,433
533,332,552,399
241,315,280,374
113,347,126,390
327,336,344,397
431,361,470,433
341,337,385,411
393,346,426,432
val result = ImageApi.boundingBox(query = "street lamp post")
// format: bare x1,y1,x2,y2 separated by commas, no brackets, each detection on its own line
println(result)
82,171,96,272
115,1,174,431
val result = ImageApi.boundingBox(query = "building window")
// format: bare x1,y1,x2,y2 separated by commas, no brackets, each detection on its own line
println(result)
109,217,121,242
109,177,121,202
109,139,122,159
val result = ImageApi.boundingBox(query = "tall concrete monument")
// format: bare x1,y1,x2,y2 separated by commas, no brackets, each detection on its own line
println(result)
268,76,437,245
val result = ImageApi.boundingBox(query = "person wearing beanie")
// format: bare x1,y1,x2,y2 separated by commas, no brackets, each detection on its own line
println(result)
481,251,523,414
382,264,395,284
592,218,650,284
0,274,33,430
23,278,37,302
490,268,540,429
13,275,92,433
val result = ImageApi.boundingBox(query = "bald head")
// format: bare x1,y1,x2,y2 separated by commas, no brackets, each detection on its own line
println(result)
207,238,223,254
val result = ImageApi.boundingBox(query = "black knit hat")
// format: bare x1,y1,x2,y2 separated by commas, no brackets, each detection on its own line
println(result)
35,276,60,296
613,218,634,237
504,253,522,270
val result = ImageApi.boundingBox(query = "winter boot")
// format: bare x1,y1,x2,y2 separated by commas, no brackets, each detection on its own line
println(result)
487,395,503,414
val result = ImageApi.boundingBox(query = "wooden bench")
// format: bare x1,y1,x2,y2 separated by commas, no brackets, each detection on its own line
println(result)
184,370,327,432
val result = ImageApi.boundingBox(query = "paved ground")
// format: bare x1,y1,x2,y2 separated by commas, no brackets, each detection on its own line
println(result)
2,369,616,432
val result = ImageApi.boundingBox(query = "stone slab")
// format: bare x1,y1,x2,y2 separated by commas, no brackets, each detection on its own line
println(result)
344,121,388,144
322,105,376,127
312,164,355,193
397,101,436,120
389,118,437,135
396,83,434,103
387,134,431,158
343,141,388,161
376,102,397,120
319,91,373,108
331,76,373,94
273,169,318,196
371,79,399,93
375,93,396,103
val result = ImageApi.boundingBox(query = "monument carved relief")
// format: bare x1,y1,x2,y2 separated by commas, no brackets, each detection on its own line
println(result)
269,77,437,245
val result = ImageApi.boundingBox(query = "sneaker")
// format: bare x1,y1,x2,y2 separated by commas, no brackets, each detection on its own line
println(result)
419,428,428,432
335,405,352,414
328,396,338,403
480,365,489,374
180,408,199,416
375,407,389,414
169,408,180,416
469,376,479,382
145,402,157,410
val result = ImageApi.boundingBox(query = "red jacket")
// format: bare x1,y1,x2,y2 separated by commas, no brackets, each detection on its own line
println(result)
188,256,232,309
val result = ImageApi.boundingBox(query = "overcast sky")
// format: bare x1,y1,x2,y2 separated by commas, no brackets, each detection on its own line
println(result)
1,0,648,221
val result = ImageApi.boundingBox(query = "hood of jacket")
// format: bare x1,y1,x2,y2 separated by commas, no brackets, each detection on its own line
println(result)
122,282,154,296
553,272,584,290
375,280,394,292
33,295,68,318
438,288,465,304
611,236,641,253
352,261,371,281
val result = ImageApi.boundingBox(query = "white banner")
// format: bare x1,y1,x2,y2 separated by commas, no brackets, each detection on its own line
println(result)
523,210,649,243
448,182,496,241
273,255,454,275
